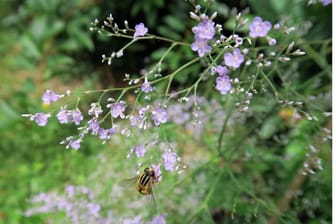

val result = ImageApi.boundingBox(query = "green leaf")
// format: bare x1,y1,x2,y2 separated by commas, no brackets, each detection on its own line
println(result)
157,26,181,41
164,15,186,32
20,34,41,59
270,0,288,13
47,54,74,68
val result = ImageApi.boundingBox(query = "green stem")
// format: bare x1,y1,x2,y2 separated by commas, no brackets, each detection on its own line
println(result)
260,70,280,102
217,97,235,156
187,167,224,223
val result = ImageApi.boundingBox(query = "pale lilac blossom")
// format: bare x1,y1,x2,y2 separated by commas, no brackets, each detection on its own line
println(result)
88,118,100,135
141,81,154,93
32,113,50,126
192,19,215,40
124,215,142,224
129,115,142,127
134,23,148,37
87,203,100,217
214,65,228,76
162,151,178,171
132,144,147,157
56,106,69,124
167,104,190,124
147,214,167,224
98,128,115,140
70,108,83,125
224,48,245,68
88,103,103,117
151,164,162,183
25,185,107,223
191,37,212,57
249,17,272,38
42,90,60,104
68,139,81,150
151,108,168,126
108,101,126,119
215,75,231,95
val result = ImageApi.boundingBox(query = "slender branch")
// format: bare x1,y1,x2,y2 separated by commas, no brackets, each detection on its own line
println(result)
217,97,235,156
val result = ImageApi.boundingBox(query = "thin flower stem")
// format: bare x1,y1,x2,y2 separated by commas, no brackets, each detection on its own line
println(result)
157,43,178,72
131,92,142,114
103,30,189,46
227,168,281,217
217,96,234,156
98,90,108,104
187,167,224,223
118,39,138,53
163,57,201,99
260,70,280,102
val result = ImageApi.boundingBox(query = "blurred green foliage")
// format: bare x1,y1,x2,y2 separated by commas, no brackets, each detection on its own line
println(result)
0,0,331,223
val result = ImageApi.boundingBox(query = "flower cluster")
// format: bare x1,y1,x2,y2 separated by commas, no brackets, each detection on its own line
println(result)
128,140,184,175
22,112,51,126
25,184,167,224
191,14,215,57
25,185,107,223
23,89,171,151
22,4,315,222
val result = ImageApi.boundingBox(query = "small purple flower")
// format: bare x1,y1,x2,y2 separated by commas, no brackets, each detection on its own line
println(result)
249,17,272,38
132,144,146,157
151,164,162,183
130,115,141,126
320,0,331,5
70,108,83,125
141,81,154,93
124,215,142,224
32,113,50,126
162,151,178,171
68,139,81,150
167,104,190,124
56,106,69,124
108,101,126,119
66,185,76,197
192,19,215,40
97,128,108,139
88,103,103,117
88,118,100,135
151,108,168,126
191,37,212,57
215,75,231,95
224,48,245,69
134,23,148,38
98,127,115,140
87,203,100,217
42,90,60,104
147,214,167,224
214,65,228,76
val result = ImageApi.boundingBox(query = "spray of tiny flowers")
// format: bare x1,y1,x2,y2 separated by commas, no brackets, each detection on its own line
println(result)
23,0,331,222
